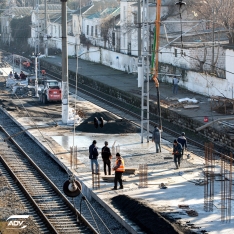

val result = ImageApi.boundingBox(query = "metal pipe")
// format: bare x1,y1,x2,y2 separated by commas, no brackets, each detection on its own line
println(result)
153,0,162,129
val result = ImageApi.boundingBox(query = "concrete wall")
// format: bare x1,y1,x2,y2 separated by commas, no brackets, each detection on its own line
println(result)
78,45,138,73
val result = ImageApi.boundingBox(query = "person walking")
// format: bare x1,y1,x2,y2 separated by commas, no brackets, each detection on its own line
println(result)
173,139,182,169
89,140,99,174
177,132,187,158
112,153,125,190
152,125,162,153
102,141,111,175
173,76,179,95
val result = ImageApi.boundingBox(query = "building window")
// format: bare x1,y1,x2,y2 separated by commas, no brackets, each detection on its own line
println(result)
95,25,97,37
87,25,89,35
91,26,93,36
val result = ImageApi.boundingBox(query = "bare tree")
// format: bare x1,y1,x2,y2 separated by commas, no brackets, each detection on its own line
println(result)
189,0,234,44
100,17,115,49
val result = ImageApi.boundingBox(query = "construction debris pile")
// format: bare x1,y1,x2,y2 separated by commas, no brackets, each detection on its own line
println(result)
76,112,140,134
161,97,199,109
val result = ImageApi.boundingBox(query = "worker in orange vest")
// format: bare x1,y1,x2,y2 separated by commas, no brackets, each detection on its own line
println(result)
112,153,125,190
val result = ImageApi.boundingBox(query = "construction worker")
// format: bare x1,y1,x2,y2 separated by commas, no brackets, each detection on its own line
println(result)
89,140,99,174
8,71,13,78
41,70,46,76
152,124,162,153
172,139,182,169
102,141,111,175
177,132,187,158
112,153,125,190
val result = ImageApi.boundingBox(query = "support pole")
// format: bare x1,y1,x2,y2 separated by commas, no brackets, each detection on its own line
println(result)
141,0,150,143
35,55,39,97
61,0,69,124
12,54,14,74
153,0,162,129
137,0,142,88
44,0,48,56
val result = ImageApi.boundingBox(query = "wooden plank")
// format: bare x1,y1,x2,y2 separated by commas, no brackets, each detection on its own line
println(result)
183,105,199,109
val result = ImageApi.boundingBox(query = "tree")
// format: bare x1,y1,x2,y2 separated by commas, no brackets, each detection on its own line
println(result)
10,16,31,50
188,0,234,44
100,17,116,49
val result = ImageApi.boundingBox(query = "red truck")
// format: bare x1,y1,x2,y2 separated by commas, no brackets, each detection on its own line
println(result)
39,80,62,104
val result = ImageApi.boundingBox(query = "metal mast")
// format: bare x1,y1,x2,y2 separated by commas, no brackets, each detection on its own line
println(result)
141,0,150,143
61,0,69,124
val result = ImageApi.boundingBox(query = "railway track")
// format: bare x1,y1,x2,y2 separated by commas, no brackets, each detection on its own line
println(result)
0,107,130,234
0,125,96,234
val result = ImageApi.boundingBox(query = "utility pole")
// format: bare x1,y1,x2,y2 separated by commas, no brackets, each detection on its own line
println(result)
61,0,69,124
141,0,150,143
211,6,215,73
34,53,39,97
44,0,48,56
137,0,142,88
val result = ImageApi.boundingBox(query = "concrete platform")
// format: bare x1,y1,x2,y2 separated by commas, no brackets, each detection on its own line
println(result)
1,91,233,234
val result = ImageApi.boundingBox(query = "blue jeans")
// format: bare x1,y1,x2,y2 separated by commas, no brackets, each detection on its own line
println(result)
154,142,161,153
90,159,99,173
173,84,178,94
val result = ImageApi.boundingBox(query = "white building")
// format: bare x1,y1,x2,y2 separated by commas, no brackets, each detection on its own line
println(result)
82,0,119,49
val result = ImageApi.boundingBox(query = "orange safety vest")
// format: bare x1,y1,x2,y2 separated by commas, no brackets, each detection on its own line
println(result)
115,158,125,172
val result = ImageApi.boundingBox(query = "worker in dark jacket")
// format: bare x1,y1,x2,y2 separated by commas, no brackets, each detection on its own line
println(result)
152,125,162,153
112,153,125,190
173,139,183,169
102,141,112,175
177,132,187,158
89,140,99,173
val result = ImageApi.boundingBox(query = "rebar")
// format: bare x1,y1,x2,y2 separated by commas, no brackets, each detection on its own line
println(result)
139,164,148,188
204,142,214,212
92,165,100,190
221,152,232,222
70,146,78,169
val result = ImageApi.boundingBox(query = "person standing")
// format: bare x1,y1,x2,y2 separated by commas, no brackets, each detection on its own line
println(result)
14,72,19,80
112,153,125,190
173,139,182,169
173,76,179,95
177,132,187,158
152,125,162,153
89,140,99,174
8,71,13,79
102,141,111,175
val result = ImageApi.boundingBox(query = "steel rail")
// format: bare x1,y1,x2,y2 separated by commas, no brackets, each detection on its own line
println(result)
0,125,99,234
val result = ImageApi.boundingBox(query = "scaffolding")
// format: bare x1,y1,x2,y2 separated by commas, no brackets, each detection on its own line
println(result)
140,0,150,143
204,142,214,212
220,153,233,222
139,164,148,188
92,165,100,190
70,146,78,169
